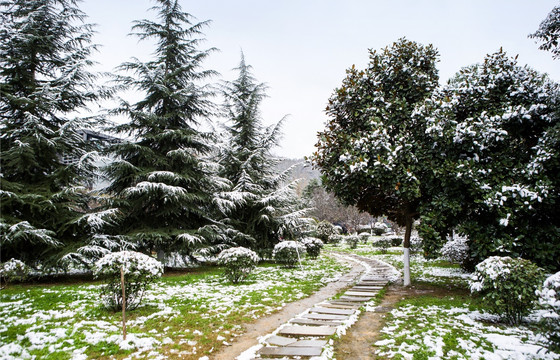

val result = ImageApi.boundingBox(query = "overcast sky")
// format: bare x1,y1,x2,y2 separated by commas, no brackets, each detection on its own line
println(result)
81,0,559,159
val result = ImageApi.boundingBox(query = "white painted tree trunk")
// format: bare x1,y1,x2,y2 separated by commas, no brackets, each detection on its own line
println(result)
403,247,411,286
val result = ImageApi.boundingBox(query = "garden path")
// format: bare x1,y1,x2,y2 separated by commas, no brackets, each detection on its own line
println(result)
213,253,398,360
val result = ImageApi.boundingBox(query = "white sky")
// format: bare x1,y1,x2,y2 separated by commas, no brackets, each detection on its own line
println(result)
81,0,560,159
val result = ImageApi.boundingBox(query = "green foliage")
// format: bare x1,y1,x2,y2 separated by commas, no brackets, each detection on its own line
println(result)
217,247,259,283
105,0,224,259
345,234,359,249
469,256,545,325
93,251,163,311
529,5,560,59
315,221,337,243
0,259,30,285
373,237,392,253
273,241,305,267
420,50,560,271
537,272,560,352
301,237,324,259
0,0,104,267
217,54,307,257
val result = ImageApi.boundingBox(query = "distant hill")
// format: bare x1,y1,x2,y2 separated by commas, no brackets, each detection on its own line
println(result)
276,158,321,195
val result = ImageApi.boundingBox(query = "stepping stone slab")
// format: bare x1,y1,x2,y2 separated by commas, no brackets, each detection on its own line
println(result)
287,340,328,347
328,300,363,306
266,335,297,346
290,318,341,327
259,346,323,357
278,326,336,337
320,303,359,309
345,291,378,297
309,307,355,315
303,313,349,321
340,296,373,302
352,285,383,290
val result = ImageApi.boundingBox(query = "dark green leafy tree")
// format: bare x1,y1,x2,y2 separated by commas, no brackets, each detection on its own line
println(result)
420,50,560,271
0,0,104,268
104,0,228,262
312,38,440,285
217,54,308,257
529,5,560,59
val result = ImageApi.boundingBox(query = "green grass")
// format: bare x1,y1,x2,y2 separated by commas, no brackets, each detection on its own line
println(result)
0,254,350,359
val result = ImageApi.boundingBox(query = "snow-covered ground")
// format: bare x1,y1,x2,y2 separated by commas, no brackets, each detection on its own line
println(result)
0,257,349,360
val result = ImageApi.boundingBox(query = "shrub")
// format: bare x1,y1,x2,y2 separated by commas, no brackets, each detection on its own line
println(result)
273,241,305,267
345,234,359,249
387,235,402,247
373,237,392,253
94,251,163,311
536,272,560,353
373,222,388,235
410,235,423,254
0,259,30,285
301,237,324,259
316,221,337,243
441,233,469,265
329,234,343,246
469,256,545,325
359,232,370,243
217,247,259,283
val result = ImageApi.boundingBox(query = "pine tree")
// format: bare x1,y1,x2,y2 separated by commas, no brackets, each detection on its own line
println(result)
105,0,225,262
0,0,102,267
218,54,308,257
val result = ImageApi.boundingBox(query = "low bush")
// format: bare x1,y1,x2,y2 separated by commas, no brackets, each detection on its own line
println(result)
0,258,30,285
316,221,337,243
373,222,388,236
359,232,370,243
537,271,560,353
373,237,392,253
469,256,545,325
217,247,259,283
389,235,403,247
301,237,324,259
410,235,423,254
273,241,305,267
346,234,360,249
94,251,163,311
441,233,469,266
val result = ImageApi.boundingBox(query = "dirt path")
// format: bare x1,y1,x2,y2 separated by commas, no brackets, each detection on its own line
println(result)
333,284,466,359
212,255,366,360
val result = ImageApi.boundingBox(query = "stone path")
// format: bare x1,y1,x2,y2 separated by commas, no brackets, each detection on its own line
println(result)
239,253,398,359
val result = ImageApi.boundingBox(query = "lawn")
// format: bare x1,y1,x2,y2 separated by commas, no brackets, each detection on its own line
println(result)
328,237,559,360
0,255,350,360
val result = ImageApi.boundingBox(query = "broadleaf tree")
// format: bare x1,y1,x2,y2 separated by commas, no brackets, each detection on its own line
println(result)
218,54,309,258
529,5,560,59
0,0,104,268
419,50,560,271
312,38,440,285
104,0,229,263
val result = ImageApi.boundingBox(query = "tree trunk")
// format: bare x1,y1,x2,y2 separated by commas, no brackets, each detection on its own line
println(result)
403,214,413,286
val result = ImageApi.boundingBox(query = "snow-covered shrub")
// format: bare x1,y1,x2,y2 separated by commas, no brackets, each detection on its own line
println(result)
359,232,370,243
316,221,337,243
389,235,403,247
410,235,423,254
441,233,469,265
329,234,343,246
537,272,560,352
94,251,163,311
273,241,305,267
301,237,324,259
373,237,392,253
346,234,359,249
0,259,30,284
217,247,259,283
469,256,545,325
373,222,388,235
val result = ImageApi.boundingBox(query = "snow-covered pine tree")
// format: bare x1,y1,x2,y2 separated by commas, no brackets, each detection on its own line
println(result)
105,0,227,262
0,0,103,268
218,54,308,258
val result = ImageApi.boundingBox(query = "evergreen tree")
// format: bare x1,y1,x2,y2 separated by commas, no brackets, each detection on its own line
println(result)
312,39,440,285
218,54,308,257
105,0,226,262
0,0,102,267
420,50,560,271
529,5,560,60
